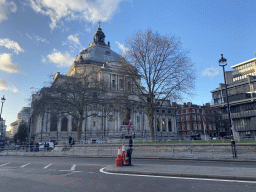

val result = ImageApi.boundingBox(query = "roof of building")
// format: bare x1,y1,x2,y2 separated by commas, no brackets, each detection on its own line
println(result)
75,24,122,65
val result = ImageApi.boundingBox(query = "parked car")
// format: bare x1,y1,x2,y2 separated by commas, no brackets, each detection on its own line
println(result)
0,140,5,150
15,143,21,150
39,142,54,151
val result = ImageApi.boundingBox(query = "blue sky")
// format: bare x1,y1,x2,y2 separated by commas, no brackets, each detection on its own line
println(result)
1,0,256,131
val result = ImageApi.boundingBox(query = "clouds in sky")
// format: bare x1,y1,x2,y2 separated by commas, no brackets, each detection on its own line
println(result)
0,0,17,22
0,38,24,54
0,79,18,93
29,0,123,29
68,34,80,45
115,41,129,55
202,66,221,77
0,53,22,73
47,49,74,68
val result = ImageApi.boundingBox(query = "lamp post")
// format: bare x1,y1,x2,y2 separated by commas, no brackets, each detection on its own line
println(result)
218,54,233,137
0,95,6,139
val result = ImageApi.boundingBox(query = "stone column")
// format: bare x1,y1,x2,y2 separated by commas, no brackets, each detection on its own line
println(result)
68,115,72,132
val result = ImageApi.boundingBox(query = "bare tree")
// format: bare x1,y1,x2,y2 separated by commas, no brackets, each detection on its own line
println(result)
32,69,126,141
120,28,195,142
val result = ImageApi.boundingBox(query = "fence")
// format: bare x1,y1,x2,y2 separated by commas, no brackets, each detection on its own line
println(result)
1,144,256,160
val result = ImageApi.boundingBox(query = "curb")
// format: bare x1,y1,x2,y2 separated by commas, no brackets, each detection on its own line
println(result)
1,153,256,163
103,167,256,181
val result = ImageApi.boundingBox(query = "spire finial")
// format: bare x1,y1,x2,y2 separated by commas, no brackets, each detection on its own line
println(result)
98,21,101,28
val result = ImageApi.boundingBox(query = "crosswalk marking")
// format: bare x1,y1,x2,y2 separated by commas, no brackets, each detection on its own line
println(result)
20,163,30,168
43,163,53,169
0,162,11,167
71,164,76,171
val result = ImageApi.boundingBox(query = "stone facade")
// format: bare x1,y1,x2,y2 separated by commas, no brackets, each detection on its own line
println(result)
30,25,178,144
9,107,30,138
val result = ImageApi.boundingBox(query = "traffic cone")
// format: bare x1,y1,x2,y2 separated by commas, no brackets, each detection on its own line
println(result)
125,153,129,165
122,142,125,155
115,145,123,167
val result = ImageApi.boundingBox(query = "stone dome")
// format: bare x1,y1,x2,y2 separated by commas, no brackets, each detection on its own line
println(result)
76,24,122,64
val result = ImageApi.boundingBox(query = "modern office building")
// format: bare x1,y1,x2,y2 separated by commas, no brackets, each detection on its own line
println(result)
211,53,256,138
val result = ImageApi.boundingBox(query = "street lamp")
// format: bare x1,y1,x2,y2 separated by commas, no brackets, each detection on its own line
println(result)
218,54,233,137
0,95,6,139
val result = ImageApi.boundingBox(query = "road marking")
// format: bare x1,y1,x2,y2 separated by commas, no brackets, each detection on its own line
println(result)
20,163,30,168
71,164,76,171
59,170,81,173
43,163,52,169
0,163,11,167
99,168,256,184
59,164,80,172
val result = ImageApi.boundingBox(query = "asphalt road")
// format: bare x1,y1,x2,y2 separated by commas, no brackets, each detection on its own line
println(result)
0,156,256,192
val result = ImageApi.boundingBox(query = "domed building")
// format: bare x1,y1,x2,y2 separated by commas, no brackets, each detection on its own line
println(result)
30,24,178,144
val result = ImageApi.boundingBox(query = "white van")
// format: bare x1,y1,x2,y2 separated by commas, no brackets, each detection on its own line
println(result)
39,142,54,150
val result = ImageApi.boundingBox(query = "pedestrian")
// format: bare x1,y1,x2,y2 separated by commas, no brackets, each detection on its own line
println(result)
69,136,72,146
129,136,133,148
127,136,133,166
231,135,237,158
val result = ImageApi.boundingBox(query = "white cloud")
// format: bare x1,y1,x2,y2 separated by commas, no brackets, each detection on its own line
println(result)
0,53,22,73
68,34,80,45
29,0,123,29
10,86,18,93
41,56,46,63
25,33,49,43
47,49,74,68
0,79,8,91
0,0,17,22
0,38,24,54
202,66,221,77
115,41,129,55
0,79,18,93
35,36,49,43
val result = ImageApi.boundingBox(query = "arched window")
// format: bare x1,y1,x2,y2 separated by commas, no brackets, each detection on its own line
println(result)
168,120,172,132
61,117,68,131
193,123,197,130
72,118,78,131
162,119,166,131
50,115,57,131
156,119,160,131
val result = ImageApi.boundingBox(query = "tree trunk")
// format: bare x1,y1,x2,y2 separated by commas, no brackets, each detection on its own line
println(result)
147,109,155,142
77,118,83,142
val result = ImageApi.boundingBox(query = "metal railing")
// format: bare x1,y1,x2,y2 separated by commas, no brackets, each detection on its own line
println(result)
1,143,256,160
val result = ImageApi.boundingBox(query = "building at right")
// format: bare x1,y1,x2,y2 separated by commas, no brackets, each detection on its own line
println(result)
211,53,256,139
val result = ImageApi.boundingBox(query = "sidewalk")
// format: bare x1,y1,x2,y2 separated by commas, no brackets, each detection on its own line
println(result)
104,163,256,181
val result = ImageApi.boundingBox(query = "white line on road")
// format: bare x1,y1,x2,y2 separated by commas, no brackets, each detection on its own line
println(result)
43,163,53,169
0,163,11,167
99,168,256,184
71,164,76,171
20,163,30,168
59,170,81,172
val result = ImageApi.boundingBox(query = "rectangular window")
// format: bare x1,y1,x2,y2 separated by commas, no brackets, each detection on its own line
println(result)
187,123,191,130
119,79,123,89
112,80,115,88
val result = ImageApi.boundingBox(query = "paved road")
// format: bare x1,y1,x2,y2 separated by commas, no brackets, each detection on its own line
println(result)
1,156,256,192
